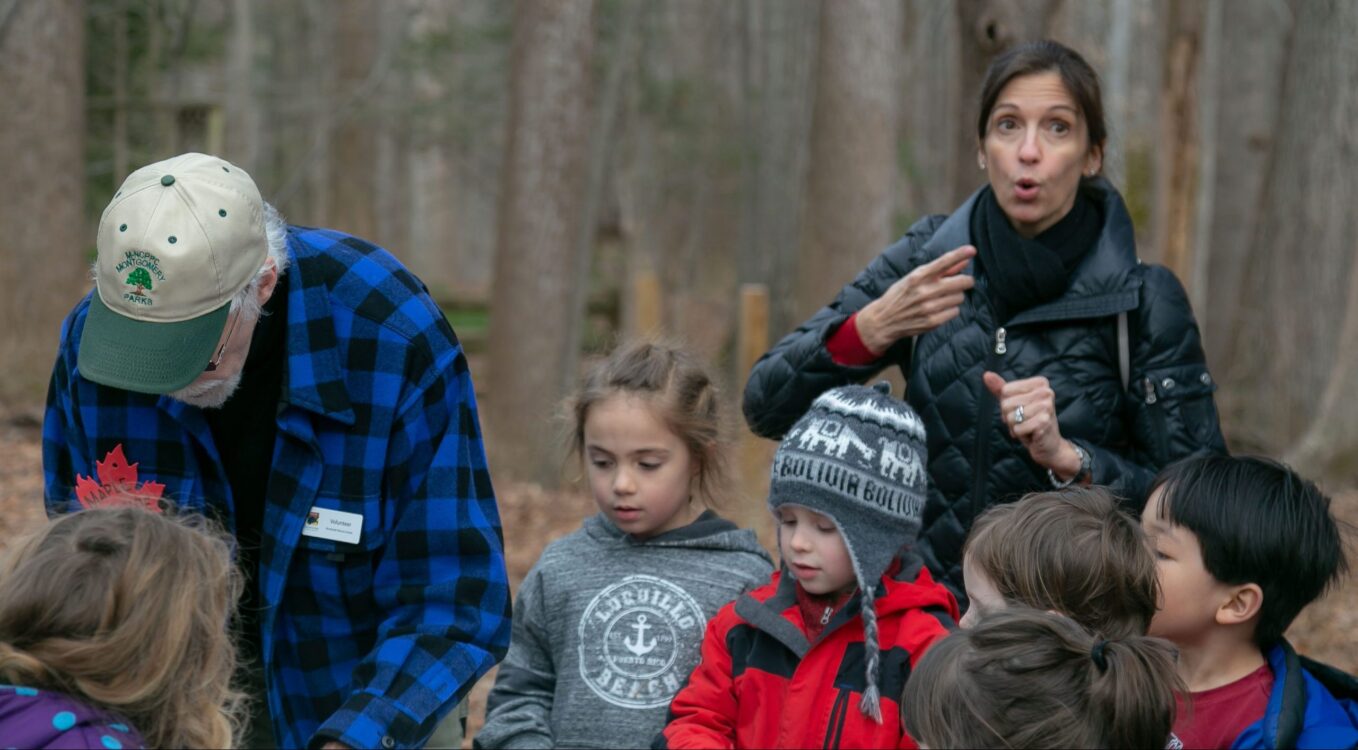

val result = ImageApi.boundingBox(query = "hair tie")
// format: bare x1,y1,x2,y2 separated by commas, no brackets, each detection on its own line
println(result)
1090,639,1110,672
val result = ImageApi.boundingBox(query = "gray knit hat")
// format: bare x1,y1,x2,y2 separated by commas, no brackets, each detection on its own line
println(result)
769,381,928,722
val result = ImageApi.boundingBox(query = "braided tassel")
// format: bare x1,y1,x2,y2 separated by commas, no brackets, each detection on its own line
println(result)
858,599,884,723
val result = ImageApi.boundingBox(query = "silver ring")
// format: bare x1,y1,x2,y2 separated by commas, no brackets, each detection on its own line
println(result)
1013,405,1025,424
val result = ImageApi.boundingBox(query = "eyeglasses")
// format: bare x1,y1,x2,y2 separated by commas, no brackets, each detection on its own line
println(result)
203,309,242,372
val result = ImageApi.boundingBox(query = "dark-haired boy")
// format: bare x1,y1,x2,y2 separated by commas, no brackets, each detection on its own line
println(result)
1141,455,1358,749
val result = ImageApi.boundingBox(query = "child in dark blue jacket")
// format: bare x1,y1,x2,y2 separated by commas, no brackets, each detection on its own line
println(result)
1141,455,1358,749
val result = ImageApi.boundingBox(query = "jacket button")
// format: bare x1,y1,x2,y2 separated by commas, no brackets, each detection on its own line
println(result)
1200,372,1212,385
1161,378,1176,390
381,737,396,749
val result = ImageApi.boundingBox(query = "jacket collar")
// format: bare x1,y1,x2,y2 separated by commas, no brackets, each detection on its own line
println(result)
921,178,1143,324
1268,640,1306,749
733,564,956,658
278,232,355,425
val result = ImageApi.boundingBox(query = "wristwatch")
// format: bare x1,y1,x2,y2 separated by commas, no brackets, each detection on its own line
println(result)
1048,443,1092,488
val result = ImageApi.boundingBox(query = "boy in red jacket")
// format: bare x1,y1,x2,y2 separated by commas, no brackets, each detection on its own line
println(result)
655,383,958,749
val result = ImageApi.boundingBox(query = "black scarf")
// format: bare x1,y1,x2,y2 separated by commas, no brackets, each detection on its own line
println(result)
971,185,1102,320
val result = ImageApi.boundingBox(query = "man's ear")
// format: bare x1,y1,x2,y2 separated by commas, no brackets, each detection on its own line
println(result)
255,257,279,307
1215,583,1263,627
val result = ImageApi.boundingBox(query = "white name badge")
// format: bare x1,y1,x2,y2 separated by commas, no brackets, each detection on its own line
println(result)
301,507,364,544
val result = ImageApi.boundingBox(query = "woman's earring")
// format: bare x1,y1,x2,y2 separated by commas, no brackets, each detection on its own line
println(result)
978,158,986,171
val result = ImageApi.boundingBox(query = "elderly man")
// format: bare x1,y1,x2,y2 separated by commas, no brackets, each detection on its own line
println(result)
43,153,510,749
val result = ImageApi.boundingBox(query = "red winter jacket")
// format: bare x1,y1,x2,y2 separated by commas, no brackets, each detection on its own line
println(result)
655,562,958,749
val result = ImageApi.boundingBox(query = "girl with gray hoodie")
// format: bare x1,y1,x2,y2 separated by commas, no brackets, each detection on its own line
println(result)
475,342,773,750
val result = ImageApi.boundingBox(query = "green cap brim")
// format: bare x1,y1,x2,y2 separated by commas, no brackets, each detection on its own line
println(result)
77,293,230,395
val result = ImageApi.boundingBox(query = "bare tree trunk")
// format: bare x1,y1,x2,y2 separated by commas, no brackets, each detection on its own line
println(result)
565,0,639,376
740,0,819,339
402,0,509,297
1221,0,1358,455
1148,0,1203,281
950,0,1063,207
900,0,960,217
486,0,594,486
305,0,333,223
1102,0,1134,186
225,0,259,168
112,0,130,182
327,0,380,240
796,0,902,317
1198,0,1289,372
1288,239,1358,479
146,0,174,158
373,2,409,255
0,0,85,410
1190,0,1222,329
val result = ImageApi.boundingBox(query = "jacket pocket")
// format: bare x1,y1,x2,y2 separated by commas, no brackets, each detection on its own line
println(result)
289,494,386,629
295,494,387,555
1130,363,1220,465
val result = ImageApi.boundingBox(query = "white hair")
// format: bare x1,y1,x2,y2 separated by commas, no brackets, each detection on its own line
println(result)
229,200,290,319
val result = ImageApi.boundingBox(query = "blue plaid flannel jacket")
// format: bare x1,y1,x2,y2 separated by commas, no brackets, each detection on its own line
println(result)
43,226,512,749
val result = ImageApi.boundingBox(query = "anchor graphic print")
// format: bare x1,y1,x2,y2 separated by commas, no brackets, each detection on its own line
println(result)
624,614,657,656
578,575,707,709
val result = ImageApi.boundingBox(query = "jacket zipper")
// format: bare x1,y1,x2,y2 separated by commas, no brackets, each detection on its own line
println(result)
822,687,851,750
1141,376,1170,464
971,318,1006,515
820,606,834,626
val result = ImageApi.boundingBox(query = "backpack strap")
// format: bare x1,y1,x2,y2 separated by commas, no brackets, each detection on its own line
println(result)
1118,310,1130,392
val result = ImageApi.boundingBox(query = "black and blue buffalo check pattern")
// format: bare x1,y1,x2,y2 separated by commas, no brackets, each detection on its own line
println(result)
44,226,511,749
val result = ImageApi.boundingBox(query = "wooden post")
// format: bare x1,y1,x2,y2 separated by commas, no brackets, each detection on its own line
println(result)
736,284,775,550
633,270,663,336
206,106,225,157
737,284,769,388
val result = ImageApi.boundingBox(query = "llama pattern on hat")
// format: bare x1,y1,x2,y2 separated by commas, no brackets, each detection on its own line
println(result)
774,385,927,520
791,417,877,463
813,388,925,440
877,437,924,486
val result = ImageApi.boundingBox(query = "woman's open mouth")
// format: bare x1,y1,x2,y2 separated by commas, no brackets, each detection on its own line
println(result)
1014,178,1040,201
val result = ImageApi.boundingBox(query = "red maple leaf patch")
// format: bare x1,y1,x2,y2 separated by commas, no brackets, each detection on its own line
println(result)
74,444,166,513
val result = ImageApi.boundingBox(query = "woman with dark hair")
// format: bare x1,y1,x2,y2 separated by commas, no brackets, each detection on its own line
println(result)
743,40,1227,604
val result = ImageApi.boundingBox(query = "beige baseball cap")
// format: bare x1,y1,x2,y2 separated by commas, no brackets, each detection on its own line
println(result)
78,153,268,394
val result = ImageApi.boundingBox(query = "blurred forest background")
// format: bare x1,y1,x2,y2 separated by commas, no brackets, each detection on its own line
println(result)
2,0,1357,738
4,0,1358,491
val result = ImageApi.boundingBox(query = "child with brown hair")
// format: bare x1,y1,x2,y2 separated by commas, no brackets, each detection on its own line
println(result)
961,485,1158,638
901,607,1182,748
0,504,244,748
475,341,773,749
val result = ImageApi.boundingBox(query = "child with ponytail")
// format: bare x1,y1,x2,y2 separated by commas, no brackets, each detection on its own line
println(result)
476,341,773,749
901,607,1183,748
0,504,244,748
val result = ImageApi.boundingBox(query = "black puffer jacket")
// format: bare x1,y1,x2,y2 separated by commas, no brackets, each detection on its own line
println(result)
744,180,1227,601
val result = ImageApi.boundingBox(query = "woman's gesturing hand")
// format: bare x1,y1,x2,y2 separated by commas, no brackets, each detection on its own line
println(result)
983,371,1084,481
854,245,977,356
